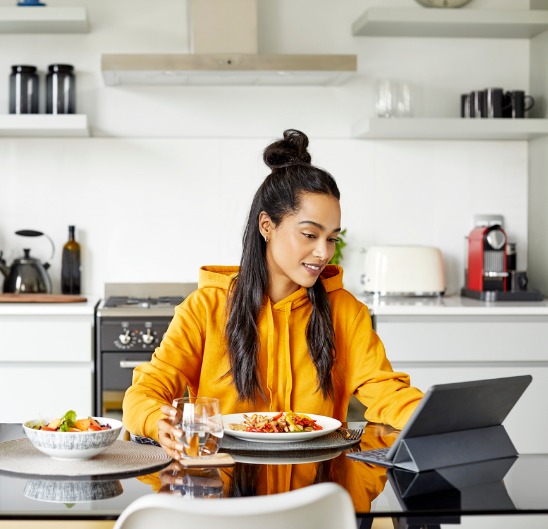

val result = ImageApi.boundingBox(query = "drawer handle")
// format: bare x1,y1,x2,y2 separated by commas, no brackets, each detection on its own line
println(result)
119,360,145,369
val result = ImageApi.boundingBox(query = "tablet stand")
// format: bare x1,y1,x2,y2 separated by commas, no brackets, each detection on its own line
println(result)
392,425,517,472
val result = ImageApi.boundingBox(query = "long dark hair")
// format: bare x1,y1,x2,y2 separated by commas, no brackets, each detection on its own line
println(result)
224,129,340,403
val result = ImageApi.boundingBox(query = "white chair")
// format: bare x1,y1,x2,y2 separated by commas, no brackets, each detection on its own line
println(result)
113,482,357,529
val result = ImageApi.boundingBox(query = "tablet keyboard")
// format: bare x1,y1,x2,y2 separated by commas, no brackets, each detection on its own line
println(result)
348,447,394,467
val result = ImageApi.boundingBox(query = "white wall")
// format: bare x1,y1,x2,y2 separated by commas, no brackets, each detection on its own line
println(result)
529,29,548,295
0,0,536,298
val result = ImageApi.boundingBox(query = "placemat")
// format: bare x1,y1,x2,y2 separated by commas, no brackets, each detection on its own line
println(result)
0,439,171,478
220,431,360,454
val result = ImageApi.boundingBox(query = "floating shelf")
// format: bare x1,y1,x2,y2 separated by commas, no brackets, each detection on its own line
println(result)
0,115,89,137
352,118,548,141
352,8,548,39
0,7,89,33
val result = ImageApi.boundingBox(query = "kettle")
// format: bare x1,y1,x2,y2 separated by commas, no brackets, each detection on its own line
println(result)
0,229,55,294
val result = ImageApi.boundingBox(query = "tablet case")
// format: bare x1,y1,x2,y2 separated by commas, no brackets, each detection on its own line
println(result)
390,424,517,472
348,375,532,472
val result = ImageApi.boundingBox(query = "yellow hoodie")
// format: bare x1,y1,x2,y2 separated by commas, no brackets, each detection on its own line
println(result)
123,265,423,441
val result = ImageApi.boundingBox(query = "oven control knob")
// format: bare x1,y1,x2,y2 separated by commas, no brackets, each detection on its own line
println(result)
119,330,132,345
141,329,155,345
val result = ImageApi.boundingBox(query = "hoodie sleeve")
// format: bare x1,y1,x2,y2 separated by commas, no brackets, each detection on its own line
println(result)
122,295,207,441
345,303,423,430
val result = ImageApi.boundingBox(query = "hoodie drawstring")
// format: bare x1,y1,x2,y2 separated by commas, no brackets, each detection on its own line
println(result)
284,301,293,410
266,299,275,410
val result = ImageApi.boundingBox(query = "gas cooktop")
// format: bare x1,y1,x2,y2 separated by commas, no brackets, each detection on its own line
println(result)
103,296,184,309
96,282,197,318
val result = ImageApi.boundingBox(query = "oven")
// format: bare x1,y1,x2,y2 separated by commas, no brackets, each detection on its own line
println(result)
94,282,197,418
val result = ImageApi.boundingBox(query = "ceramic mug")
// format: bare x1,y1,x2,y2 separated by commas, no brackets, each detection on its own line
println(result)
469,90,486,118
504,90,535,118
483,88,510,118
461,93,471,118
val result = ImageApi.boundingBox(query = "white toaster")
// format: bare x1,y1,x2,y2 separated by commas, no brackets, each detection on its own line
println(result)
362,245,446,296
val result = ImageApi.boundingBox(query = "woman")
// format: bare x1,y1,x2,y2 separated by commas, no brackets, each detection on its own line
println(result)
123,129,423,460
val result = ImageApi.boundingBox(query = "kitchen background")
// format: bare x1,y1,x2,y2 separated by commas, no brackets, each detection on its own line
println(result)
0,0,546,298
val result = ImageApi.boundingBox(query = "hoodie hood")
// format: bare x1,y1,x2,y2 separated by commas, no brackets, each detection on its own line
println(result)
198,264,344,296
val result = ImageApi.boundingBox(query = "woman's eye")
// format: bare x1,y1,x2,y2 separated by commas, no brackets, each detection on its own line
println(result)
303,233,316,239
328,238,340,244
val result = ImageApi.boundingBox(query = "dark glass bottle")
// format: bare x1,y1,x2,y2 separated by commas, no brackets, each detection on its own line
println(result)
46,64,76,114
61,225,81,295
9,65,39,114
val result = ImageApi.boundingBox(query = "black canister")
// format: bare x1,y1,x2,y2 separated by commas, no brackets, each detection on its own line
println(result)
506,242,517,271
46,64,76,114
9,65,39,114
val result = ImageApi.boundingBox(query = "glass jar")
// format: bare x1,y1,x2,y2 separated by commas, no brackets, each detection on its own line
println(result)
9,65,39,114
46,64,76,114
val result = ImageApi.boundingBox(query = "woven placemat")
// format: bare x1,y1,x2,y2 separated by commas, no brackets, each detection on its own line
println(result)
220,431,360,455
0,439,171,478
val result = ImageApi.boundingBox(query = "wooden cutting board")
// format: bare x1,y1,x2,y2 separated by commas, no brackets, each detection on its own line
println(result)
0,293,88,303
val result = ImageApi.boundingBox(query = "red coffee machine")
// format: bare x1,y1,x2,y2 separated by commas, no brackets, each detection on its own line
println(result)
466,224,508,293
462,224,543,301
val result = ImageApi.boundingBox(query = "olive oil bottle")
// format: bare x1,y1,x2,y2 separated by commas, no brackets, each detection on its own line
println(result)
61,225,81,294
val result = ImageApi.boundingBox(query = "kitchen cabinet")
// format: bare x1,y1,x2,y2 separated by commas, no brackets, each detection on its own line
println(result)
0,301,97,422
364,296,548,454
0,7,89,33
351,7,548,141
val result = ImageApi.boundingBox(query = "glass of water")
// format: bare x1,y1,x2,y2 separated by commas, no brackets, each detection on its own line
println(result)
375,79,412,118
172,396,223,459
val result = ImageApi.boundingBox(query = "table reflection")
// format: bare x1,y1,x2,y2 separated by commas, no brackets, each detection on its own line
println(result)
23,478,123,504
137,422,399,513
134,420,522,525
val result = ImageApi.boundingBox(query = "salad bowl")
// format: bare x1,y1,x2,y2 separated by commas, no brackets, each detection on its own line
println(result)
23,416,122,461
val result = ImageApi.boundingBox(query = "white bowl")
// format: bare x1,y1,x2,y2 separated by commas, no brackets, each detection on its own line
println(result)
23,417,123,461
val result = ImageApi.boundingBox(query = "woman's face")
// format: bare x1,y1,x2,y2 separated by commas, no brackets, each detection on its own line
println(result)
260,192,341,302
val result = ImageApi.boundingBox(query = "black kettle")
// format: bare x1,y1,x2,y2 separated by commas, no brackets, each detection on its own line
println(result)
0,230,55,294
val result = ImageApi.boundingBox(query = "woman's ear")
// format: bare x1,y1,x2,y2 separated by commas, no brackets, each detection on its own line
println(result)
258,211,273,241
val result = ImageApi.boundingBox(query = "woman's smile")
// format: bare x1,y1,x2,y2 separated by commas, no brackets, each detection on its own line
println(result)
303,262,322,276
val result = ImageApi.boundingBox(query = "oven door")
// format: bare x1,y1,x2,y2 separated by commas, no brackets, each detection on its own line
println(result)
100,351,151,416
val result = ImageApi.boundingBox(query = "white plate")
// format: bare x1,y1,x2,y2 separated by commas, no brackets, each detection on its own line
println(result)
222,413,341,443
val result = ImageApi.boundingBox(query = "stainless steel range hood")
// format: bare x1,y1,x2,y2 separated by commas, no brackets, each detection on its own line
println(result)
101,0,357,86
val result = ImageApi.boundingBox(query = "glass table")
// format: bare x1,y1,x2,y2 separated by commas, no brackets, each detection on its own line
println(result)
1,422,548,528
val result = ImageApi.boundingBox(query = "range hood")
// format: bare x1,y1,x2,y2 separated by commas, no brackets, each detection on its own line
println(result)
101,0,357,86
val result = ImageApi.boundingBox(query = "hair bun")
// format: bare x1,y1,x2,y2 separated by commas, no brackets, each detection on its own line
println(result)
263,129,312,170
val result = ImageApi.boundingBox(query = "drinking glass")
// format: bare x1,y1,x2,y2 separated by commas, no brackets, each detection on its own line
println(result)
375,79,412,118
172,396,223,459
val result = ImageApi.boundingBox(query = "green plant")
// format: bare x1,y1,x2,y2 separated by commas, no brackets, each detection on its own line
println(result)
329,228,347,265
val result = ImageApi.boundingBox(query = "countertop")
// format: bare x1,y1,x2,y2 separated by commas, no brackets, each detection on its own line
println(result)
1,293,548,317
356,294,548,316
0,296,99,316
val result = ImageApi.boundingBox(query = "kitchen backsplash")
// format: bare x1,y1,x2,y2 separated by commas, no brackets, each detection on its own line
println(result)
0,137,528,297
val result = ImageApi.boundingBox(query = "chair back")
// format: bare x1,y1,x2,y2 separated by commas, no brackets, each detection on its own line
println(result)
113,482,357,529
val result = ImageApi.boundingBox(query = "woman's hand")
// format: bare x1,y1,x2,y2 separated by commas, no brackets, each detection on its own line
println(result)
157,403,183,460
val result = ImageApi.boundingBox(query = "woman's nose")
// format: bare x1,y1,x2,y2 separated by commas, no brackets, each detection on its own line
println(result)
313,241,328,261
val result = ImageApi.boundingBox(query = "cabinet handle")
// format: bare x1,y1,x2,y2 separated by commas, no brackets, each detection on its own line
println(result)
119,360,145,369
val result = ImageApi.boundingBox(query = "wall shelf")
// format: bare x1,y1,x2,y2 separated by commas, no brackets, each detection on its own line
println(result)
352,118,548,141
0,7,89,33
0,115,89,137
352,8,548,39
